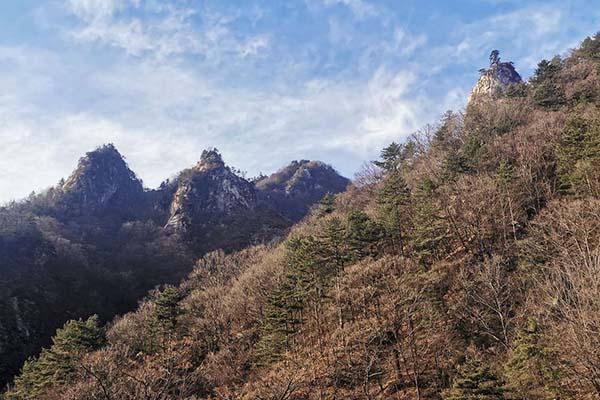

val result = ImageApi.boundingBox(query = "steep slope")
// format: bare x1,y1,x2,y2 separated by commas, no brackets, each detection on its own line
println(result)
0,146,348,390
255,160,350,221
10,33,600,400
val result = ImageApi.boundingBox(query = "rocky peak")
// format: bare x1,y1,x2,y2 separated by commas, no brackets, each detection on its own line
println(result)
60,144,143,212
469,50,522,103
255,160,349,221
165,149,256,232
195,148,225,172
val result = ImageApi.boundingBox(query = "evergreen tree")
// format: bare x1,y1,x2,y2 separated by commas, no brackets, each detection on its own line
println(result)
433,111,462,150
411,177,449,266
346,210,384,260
6,316,105,400
154,286,183,332
443,359,506,400
557,113,600,196
578,32,600,61
530,57,565,109
316,192,336,216
504,320,562,400
373,142,403,172
377,171,412,254
318,217,350,270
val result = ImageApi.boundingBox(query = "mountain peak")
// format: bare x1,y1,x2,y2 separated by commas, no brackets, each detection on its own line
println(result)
60,144,143,212
196,148,225,171
469,50,522,103
256,160,349,221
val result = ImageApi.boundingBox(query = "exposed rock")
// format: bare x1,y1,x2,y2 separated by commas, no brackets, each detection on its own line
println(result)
469,50,522,103
256,160,349,221
60,144,144,214
165,149,257,232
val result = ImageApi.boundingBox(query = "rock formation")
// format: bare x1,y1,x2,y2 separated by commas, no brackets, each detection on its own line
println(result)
469,50,523,103
59,144,144,215
165,149,257,232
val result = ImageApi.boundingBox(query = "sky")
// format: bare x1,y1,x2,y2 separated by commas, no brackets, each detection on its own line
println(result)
1,0,599,203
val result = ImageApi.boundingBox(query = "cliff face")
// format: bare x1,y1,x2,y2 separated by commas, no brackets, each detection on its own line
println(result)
469,51,522,103
165,149,257,232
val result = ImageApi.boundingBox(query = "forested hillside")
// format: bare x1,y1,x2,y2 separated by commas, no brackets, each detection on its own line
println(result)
3,33,600,399
0,147,347,390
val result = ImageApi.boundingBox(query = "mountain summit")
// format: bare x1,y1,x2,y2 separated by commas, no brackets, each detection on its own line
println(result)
165,149,256,232
256,160,350,221
469,50,522,102
59,144,144,214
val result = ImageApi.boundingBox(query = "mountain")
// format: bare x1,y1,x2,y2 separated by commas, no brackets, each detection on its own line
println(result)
0,147,347,389
255,160,350,221
166,149,257,232
6,33,600,399
60,144,144,215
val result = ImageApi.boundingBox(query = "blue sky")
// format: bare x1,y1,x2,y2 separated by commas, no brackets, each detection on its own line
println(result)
1,0,599,202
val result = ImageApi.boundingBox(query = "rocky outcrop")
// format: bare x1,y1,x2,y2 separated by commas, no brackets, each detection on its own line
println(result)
469,50,522,103
256,160,349,221
165,149,256,232
60,144,144,215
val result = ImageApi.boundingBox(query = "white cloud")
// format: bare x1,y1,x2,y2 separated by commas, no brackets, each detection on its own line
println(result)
66,1,200,58
65,1,272,60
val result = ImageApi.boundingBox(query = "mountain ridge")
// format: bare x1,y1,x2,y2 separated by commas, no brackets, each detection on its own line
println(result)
0,144,348,389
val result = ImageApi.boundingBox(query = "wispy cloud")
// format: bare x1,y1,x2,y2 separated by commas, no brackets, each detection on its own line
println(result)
1,0,599,203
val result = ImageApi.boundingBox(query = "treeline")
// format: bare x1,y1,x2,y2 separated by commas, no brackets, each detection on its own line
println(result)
3,33,600,399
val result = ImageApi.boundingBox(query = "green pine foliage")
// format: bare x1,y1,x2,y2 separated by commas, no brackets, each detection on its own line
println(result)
377,171,412,254
504,320,562,400
530,57,565,109
5,316,105,400
557,112,600,196
154,286,183,332
373,142,403,172
443,359,506,400
411,177,450,266
346,210,384,260
316,192,336,216
577,32,600,61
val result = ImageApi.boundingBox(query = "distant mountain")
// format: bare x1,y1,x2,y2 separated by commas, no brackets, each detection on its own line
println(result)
60,144,144,214
0,146,348,388
256,160,350,221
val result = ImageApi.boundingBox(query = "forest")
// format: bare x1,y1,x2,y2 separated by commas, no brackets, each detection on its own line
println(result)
2,32,600,400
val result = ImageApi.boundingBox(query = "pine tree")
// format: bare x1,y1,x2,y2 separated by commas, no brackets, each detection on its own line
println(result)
377,170,412,254
578,32,600,61
346,210,384,260
557,113,600,196
154,286,183,332
373,142,403,172
316,192,336,216
443,359,506,400
433,111,462,150
504,320,562,399
411,177,449,266
6,316,105,400
530,57,565,109
318,217,350,270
